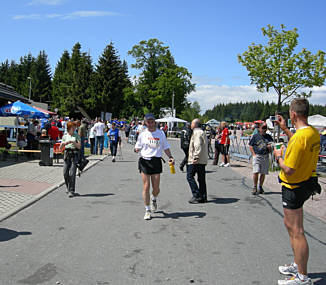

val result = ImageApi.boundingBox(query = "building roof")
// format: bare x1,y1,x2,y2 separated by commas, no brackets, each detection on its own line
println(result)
0,83,30,103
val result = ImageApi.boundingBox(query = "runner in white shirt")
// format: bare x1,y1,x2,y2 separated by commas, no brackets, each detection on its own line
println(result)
134,113,175,220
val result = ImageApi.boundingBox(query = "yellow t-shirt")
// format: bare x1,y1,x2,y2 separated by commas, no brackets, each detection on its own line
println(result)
280,126,320,189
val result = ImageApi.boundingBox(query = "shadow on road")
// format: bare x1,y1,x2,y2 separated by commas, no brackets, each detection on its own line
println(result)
208,197,239,204
75,193,115,198
263,191,281,195
309,272,326,285
0,185,20,188
155,210,206,219
205,170,217,173
0,228,32,242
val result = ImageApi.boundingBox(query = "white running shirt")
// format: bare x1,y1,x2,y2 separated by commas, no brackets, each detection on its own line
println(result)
135,129,170,159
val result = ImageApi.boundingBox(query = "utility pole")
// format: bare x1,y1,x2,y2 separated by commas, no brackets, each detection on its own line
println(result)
172,92,175,117
27,77,32,101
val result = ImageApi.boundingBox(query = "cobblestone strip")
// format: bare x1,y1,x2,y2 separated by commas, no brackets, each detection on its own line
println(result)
0,191,34,216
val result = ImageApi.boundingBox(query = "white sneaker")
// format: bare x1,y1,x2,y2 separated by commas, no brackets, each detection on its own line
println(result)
279,263,298,276
278,274,312,285
224,163,230,167
219,162,225,167
151,198,157,212
144,210,152,220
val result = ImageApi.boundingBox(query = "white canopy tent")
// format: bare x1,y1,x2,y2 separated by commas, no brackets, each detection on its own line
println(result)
156,116,187,132
206,119,220,127
308,114,326,128
156,117,187,123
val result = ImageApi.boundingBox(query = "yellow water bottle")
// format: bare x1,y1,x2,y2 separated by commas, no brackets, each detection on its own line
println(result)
169,161,175,174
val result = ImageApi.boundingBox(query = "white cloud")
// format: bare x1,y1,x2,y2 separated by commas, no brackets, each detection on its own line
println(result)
13,10,122,20
27,0,65,6
13,14,42,20
189,84,326,113
62,10,122,20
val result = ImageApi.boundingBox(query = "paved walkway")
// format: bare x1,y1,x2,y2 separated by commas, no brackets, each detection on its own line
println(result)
0,154,106,221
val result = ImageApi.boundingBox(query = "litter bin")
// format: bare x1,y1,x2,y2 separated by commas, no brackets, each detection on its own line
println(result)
39,139,53,166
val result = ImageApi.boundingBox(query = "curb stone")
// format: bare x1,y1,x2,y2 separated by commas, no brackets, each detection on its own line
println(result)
0,155,107,223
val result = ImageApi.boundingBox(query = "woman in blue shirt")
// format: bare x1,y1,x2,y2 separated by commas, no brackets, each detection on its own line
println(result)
109,122,121,162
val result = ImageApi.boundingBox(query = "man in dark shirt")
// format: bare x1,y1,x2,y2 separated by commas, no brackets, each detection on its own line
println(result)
249,123,273,194
180,123,192,171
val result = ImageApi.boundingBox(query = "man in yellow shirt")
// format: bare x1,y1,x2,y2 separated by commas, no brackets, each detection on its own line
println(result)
274,99,320,285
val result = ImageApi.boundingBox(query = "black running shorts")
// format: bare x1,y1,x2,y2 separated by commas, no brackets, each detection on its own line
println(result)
221,145,230,155
281,185,313,210
138,157,162,175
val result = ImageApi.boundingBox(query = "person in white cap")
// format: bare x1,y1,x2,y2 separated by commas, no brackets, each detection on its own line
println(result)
134,113,174,220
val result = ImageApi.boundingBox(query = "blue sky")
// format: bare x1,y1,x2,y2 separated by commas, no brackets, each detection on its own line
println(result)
1,0,326,112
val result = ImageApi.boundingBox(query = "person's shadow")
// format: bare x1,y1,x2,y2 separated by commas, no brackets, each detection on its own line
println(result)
75,193,115,198
309,272,326,285
208,197,239,204
0,228,32,242
155,211,206,219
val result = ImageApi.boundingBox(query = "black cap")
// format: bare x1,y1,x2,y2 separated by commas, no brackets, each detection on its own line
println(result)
144,113,155,120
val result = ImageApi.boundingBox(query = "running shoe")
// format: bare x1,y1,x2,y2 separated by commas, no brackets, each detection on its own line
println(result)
278,274,312,285
219,162,225,167
252,188,258,195
258,186,265,194
112,157,116,162
151,198,158,212
144,210,152,220
68,192,74,198
279,263,298,276
224,163,230,167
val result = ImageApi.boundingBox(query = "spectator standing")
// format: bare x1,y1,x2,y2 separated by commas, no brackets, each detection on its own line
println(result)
249,123,273,195
320,128,326,151
78,119,88,159
93,119,106,155
220,121,230,167
187,119,208,204
274,98,320,285
213,126,223,165
48,122,60,141
89,123,96,155
125,123,131,141
60,122,81,198
179,123,192,172
108,122,121,162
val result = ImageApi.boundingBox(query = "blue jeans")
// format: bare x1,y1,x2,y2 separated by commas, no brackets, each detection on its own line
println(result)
95,136,104,155
186,164,207,200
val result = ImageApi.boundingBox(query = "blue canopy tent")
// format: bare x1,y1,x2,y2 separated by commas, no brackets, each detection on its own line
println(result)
0,101,49,119
0,101,49,153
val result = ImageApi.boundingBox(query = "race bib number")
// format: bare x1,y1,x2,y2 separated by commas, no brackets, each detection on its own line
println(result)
110,135,116,141
148,137,160,148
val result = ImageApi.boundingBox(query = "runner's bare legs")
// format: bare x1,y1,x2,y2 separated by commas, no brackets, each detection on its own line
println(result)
141,173,151,206
151,174,160,197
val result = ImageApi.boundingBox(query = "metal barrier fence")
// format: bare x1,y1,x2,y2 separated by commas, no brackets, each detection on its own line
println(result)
229,135,252,163
127,129,137,145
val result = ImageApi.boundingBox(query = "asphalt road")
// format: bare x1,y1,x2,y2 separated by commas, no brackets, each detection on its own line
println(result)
0,139,325,285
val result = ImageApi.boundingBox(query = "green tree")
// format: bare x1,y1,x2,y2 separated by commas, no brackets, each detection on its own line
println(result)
128,39,195,116
89,43,131,117
31,51,52,102
238,24,326,112
52,43,93,116
180,101,201,122
52,50,71,115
